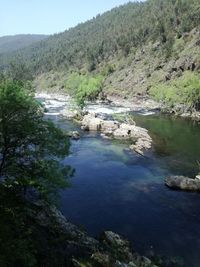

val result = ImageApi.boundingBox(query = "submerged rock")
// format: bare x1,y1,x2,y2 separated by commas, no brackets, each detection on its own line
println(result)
165,175,200,192
67,131,80,140
60,109,79,120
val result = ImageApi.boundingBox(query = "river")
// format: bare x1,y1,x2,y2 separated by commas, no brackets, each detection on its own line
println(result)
39,94,200,267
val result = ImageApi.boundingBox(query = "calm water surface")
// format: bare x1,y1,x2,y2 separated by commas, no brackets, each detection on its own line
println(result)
44,97,200,267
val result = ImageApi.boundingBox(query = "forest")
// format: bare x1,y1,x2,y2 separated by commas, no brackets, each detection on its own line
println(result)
0,0,200,74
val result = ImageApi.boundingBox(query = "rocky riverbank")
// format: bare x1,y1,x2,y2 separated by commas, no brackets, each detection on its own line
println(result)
33,200,158,267
105,95,200,121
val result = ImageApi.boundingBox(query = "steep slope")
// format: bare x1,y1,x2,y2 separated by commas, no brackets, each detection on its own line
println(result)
1,0,200,110
1,0,200,72
102,28,200,98
0,34,48,54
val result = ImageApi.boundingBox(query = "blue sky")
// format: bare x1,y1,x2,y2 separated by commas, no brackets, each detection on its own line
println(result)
0,0,139,37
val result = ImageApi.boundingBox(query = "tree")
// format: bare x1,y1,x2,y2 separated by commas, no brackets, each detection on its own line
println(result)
65,72,104,108
0,79,72,198
1,0,199,75
8,59,33,82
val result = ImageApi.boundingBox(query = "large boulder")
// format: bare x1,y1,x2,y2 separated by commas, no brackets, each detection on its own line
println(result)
101,120,120,132
81,113,103,131
113,128,131,139
81,113,120,132
165,175,200,192
130,137,152,156
113,124,136,139
81,113,152,154
129,126,148,139
61,109,79,120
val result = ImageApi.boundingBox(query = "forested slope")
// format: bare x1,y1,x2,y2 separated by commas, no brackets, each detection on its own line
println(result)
1,0,200,107
0,34,48,54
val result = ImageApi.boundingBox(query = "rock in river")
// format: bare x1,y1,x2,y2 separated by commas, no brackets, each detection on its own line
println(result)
81,113,103,131
81,112,152,155
165,175,200,192
67,131,80,140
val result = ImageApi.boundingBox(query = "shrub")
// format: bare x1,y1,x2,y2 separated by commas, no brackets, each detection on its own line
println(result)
150,71,200,110
65,72,104,107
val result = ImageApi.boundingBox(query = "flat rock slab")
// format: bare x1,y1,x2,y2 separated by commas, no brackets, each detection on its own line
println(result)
165,175,200,192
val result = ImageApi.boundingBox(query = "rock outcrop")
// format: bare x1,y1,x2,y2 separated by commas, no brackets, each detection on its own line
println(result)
165,175,200,192
81,113,105,131
34,201,158,267
61,109,82,120
81,113,152,155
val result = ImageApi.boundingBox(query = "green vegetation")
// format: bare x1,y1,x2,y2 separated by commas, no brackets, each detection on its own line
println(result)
1,0,200,74
0,34,48,54
65,72,104,107
150,71,200,110
0,184,37,266
0,0,199,110
0,183,76,267
0,78,75,266
0,79,72,198
112,113,135,125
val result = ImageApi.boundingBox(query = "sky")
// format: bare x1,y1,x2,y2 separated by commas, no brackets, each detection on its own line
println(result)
0,0,138,37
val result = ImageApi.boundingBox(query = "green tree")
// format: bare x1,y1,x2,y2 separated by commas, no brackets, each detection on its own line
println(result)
0,80,72,198
8,59,33,82
0,184,37,267
65,72,104,108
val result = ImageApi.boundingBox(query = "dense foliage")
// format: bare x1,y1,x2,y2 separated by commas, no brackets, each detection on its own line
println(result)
150,71,200,110
0,79,72,198
0,79,75,266
0,184,74,267
65,72,104,107
0,34,48,54
0,184,37,266
0,0,199,109
0,0,200,74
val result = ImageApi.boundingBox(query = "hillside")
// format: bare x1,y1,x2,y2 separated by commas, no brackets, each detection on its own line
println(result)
1,0,200,109
0,34,48,54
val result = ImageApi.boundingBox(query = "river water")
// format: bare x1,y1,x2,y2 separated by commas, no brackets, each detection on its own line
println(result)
39,94,200,267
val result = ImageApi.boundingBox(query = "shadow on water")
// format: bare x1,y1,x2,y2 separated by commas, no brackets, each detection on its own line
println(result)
38,97,200,267
59,112,200,267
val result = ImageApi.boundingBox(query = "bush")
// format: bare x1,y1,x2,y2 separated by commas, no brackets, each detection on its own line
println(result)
150,71,200,110
65,72,104,107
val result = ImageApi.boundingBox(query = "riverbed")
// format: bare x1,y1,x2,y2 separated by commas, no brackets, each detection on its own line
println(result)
39,94,200,267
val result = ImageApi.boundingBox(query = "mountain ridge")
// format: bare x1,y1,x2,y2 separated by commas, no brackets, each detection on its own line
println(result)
1,0,200,110
0,34,48,54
